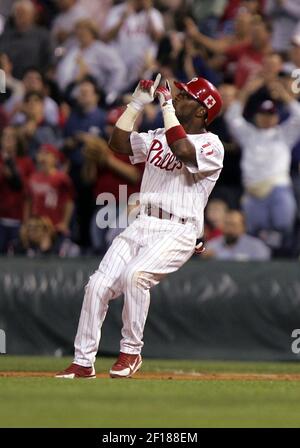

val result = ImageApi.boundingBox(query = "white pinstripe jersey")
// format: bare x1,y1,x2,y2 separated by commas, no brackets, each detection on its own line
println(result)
130,128,224,237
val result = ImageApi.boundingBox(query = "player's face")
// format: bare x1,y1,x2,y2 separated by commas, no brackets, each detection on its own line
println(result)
173,91,203,123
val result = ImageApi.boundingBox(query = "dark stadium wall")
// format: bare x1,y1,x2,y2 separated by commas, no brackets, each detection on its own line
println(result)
0,257,300,361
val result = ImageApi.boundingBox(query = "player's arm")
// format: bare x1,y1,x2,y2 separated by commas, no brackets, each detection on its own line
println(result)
155,82,197,166
109,128,133,156
168,135,197,166
109,74,161,155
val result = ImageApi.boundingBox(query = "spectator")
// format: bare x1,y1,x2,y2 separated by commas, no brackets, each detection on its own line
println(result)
157,34,222,101
63,78,106,248
63,78,106,181
10,67,60,126
0,0,53,79
180,36,223,86
265,0,300,53
280,45,300,254
0,126,34,253
25,144,74,236
243,52,283,121
203,210,271,260
18,91,60,160
0,53,24,116
204,198,228,241
209,83,242,208
185,10,253,55
56,19,126,103
51,0,89,46
11,215,80,257
103,0,164,90
190,0,227,36
220,0,263,34
225,18,273,87
85,107,143,254
225,78,300,253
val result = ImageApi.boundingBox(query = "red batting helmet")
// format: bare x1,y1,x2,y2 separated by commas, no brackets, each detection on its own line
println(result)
174,77,223,124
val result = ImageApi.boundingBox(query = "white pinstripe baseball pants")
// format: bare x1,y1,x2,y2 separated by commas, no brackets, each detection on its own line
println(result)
74,214,197,367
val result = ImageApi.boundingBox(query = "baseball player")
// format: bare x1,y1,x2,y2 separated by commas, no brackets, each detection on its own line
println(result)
56,74,224,379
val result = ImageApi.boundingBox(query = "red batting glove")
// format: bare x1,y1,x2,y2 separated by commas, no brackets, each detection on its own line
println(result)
156,80,173,106
130,73,161,111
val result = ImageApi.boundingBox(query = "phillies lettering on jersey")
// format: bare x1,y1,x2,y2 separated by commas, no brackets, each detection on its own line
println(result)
147,139,183,171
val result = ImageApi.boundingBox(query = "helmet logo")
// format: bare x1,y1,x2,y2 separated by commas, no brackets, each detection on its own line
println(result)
203,95,216,109
188,77,198,84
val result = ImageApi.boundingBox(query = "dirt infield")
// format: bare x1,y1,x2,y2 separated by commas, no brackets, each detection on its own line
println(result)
1,371,300,381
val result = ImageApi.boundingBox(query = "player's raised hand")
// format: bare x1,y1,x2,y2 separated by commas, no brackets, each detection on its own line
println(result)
130,73,161,111
156,80,173,107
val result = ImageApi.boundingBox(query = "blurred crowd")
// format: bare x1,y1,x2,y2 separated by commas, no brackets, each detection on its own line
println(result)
1,0,300,260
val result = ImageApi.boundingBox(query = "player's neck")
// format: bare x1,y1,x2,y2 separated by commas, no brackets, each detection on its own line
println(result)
182,123,207,134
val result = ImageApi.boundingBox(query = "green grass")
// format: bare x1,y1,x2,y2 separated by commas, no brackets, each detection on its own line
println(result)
1,356,300,428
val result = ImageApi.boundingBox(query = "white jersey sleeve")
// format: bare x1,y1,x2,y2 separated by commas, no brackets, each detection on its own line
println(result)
129,129,157,164
184,133,224,177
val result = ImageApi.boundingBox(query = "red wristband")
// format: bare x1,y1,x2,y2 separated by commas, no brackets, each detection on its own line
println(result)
166,125,187,146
